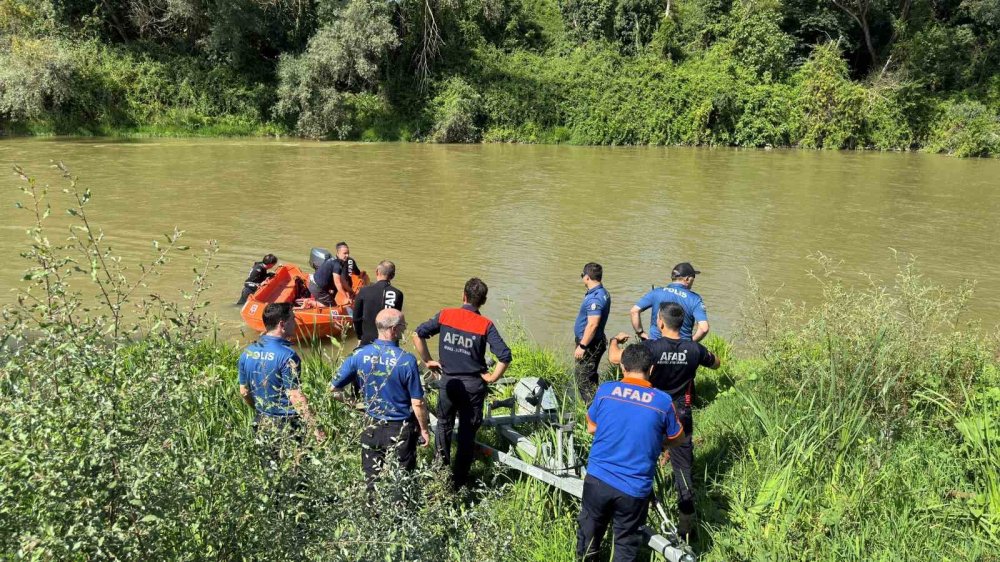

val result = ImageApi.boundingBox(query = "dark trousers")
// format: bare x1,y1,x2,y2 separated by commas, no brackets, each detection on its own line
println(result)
252,414,303,473
577,475,650,562
575,336,607,403
236,283,258,305
361,417,419,491
669,402,696,514
435,374,487,488
307,280,334,306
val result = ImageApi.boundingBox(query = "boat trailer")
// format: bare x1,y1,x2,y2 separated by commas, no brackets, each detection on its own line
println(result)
428,376,696,562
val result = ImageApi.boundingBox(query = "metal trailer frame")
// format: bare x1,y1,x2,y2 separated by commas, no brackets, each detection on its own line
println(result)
426,376,696,562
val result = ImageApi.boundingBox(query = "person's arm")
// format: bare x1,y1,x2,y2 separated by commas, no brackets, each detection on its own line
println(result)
692,298,709,342
699,344,721,370
413,314,442,371
574,315,601,360
631,293,653,339
239,385,254,407
411,399,431,446
396,289,404,311
287,389,325,441
692,321,710,342
586,414,597,434
237,355,254,407
333,273,347,294
352,289,365,340
607,332,630,365
659,404,685,465
330,353,358,401
281,354,324,441
482,323,512,384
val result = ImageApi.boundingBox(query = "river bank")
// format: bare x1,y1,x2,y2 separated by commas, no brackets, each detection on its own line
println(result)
2,167,998,560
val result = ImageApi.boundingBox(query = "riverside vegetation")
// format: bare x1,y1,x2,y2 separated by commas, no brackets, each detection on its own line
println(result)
3,170,1000,560
1,0,999,156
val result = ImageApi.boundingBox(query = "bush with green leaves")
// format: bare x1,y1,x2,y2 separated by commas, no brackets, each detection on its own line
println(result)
274,0,399,139
429,76,483,143
926,100,1000,158
0,36,75,123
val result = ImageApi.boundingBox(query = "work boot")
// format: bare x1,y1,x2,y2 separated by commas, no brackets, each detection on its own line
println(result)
677,511,698,543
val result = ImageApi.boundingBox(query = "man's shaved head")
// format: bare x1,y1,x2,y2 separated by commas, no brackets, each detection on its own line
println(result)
376,308,404,332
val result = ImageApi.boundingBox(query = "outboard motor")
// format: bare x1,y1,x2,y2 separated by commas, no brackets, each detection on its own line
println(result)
309,247,332,271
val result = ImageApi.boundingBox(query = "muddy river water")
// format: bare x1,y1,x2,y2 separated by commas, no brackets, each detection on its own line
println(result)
2,138,998,347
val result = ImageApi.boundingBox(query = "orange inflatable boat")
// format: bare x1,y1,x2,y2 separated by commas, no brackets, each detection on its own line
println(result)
240,263,370,341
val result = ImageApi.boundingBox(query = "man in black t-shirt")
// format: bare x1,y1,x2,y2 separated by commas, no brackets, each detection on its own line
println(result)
608,302,721,542
236,254,277,305
353,260,404,346
309,242,362,306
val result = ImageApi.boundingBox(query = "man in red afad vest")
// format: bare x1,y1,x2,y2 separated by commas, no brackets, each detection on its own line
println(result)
413,278,512,489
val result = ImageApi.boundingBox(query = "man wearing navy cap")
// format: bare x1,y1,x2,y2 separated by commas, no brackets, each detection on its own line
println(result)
332,308,430,490
630,262,709,342
577,344,685,561
574,262,611,402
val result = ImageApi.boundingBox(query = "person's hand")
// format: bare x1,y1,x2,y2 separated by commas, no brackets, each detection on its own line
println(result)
481,371,496,384
574,345,586,360
419,429,430,447
424,360,441,372
659,450,670,466
639,331,650,341
314,428,327,442
613,332,630,344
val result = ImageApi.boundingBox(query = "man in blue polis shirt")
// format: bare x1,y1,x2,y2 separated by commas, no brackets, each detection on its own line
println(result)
577,344,685,562
574,262,611,402
333,308,430,490
238,303,325,468
630,262,709,342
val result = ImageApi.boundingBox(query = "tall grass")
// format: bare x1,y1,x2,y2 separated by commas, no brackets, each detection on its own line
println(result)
2,170,998,560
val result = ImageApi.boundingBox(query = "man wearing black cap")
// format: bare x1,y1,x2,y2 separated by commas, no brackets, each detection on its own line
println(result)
630,262,709,341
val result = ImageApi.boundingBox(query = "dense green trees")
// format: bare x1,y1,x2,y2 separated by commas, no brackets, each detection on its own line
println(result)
1,0,998,154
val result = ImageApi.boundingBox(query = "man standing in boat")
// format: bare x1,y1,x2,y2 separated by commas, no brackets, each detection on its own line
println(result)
238,303,325,470
574,262,611,402
413,278,512,489
333,242,362,301
353,260,405,347
630,262,709,342
331,309,430,491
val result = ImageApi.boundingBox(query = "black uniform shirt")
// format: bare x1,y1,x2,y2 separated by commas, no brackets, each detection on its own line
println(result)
332,257,361,290
314,258,338,291
244,262,269,286
641,337,716,402
415,304,513,376
353,280,405,345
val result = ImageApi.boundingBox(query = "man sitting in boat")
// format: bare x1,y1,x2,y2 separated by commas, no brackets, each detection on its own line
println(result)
308,242,361,306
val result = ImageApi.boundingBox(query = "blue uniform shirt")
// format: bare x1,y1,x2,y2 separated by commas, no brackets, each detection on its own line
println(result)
574,284,611,342
331,339,425,421
415,304,513,376
635,282,708,340
586,377,683,498
237,335,301,417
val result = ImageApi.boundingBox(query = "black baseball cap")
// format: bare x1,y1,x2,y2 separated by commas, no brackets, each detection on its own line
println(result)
671,262,701,278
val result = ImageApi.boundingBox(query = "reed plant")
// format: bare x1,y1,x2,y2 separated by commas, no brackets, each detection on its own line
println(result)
2,168,998,560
